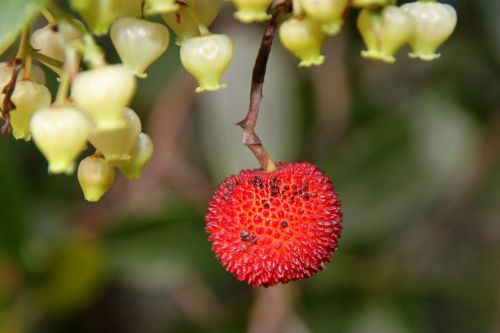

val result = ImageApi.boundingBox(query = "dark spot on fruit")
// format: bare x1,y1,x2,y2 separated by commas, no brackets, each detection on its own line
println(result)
303,185,309,191
241,230,249,241
225,183,234,190
303,193,310,200
263,202,270,209
281,220,288,227
272,177,280,183
271,190,278,197
298,189,303,195
283,185,289,190
223,194,229,201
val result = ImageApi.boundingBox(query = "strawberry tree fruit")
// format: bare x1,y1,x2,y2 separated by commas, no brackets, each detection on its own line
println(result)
71,64,137,130
357,5,414,63
231,0,273,23
78,155,116,202
279,17,326,67
30,106,91,174
205,162,343,287
9,81,52,141
111,18,170,78
300,0,348,35
180,34,234,93
117,0,144,17
115,132,154,179
0,63,46,90
402,0,457,61
352,0,393,7
88,108,142,161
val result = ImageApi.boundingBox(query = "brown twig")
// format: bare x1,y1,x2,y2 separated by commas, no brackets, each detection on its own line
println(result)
1,59,23,135
237,0,291,172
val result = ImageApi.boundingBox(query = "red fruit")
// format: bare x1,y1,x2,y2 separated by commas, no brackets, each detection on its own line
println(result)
205,162,342,287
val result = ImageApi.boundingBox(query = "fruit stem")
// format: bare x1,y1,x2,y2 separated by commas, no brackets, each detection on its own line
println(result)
15,25,31,60
40,7,57,24
237,0,291,173
29,48,64,69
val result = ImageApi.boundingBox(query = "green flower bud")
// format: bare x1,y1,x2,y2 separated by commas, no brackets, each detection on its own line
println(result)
70,0,120,36
279,17,325,67
115,132,154,179
89,108,142,161
357,6,414,63
78,155,116,202
30,106,91,174
180,34,234,93
163,10,201,45
71,64,137,130
231,0,272,23
9,81,52,141
144,0,180,15
300,0,348,35
402,1,457,61
111,18,170,78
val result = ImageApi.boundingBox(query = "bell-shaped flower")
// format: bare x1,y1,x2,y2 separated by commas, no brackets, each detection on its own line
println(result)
115,132,154,179
231,0,272,23
89,108,142,161
301,0,348,35
78,155,116,202
357,5,414,63
402,0,457,61
279,17,326,67
71,64,137,130
111,18,170,77
180,34,234,93
9,81,52,141
30,106,91,174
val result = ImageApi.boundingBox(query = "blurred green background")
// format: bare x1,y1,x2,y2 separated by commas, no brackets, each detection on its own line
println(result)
1,0,500,332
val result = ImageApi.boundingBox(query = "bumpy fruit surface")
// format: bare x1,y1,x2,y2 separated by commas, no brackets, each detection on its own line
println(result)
205,162,342,287
78,155,116,202
115,132,154,179
357,6,414,63
232,0,272,23
71,64,136,130
402,1,457,61
279,17,326,67
9,81,52,141
30,106,91,174
180,34,234,93
111,18,170,77
301,0,348,35
88,108,142,161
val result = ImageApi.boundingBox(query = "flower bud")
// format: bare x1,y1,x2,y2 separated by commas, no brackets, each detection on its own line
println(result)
402,1,457,61
30,106,91,174
357,6,414,63
279,17,325,67
180,34,234,93
144,0,179,15
78,155,116,202
9,81,52,141
89,108,142,161
115,132,154,179
301,0,348,35
71,64,137,130
231,0,272,23
70,0,120,36
163,10,201,45
111,18,170,78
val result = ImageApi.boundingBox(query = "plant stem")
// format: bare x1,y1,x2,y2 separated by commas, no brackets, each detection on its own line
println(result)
15,26,31,60
237,0,291,172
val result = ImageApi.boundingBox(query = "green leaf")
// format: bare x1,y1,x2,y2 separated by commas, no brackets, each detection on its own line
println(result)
0,0,51,55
